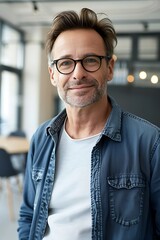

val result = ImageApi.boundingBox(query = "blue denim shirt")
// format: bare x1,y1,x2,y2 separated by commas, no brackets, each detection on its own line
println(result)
18,97,160,240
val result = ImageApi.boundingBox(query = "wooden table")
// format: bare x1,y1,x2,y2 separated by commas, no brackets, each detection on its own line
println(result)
0,136,30,154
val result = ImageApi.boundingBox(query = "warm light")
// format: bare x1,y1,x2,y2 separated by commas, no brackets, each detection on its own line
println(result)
151,75,158,84
139,71,147,79
127,74,134,83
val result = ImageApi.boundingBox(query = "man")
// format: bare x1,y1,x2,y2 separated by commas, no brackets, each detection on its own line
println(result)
18,8,160,240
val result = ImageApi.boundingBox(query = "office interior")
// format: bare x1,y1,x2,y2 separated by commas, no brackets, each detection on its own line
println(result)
0,0,160,239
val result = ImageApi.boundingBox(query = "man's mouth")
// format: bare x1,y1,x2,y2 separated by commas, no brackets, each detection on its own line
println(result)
68,84,94,90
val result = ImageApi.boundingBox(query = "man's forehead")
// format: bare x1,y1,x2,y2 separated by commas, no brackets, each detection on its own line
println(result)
52,29,106,58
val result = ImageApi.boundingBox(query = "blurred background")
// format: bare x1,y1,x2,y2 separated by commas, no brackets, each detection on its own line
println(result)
0,0,160,239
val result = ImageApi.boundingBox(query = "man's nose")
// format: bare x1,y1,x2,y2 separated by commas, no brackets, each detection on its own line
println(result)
72,61,87,80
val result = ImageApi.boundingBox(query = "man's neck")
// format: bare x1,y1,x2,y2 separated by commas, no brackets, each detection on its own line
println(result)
65,97,111,139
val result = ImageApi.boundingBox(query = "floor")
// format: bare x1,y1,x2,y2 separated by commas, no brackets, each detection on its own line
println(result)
0,175,23,240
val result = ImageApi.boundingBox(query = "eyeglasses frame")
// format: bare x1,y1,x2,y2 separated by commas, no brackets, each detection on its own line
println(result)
50,55,111,75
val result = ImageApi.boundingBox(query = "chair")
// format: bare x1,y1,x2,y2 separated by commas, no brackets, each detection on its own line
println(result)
0,148,22,220
8,130,26,138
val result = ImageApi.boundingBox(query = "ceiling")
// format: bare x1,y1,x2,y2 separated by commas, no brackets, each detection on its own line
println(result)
0,0,160,34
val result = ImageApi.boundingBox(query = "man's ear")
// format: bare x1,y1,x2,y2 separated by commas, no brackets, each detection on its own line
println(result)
48,67,56,86
107,57,115,82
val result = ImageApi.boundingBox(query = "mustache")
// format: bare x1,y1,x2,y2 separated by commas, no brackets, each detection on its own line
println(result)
64,79,98,89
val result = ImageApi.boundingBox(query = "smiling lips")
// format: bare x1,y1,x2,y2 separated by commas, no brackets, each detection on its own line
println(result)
65,78,98,91
68,84,94,90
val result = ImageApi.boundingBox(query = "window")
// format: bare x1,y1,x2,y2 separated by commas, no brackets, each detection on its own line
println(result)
0,71,20,134
111,33,160,87
138,37,158,60
0,20,24,135
115,37,132,59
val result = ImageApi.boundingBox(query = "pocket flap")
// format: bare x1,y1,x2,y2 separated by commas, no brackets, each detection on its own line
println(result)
108,174,146,189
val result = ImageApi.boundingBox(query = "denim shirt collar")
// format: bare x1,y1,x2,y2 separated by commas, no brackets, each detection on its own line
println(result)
102,96,122,142
46,96,122,142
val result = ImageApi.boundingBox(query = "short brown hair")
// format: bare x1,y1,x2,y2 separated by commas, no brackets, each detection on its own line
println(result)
46,8,117,62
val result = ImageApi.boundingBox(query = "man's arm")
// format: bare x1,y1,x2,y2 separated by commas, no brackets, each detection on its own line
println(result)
150,136,160,238
17,139,36,239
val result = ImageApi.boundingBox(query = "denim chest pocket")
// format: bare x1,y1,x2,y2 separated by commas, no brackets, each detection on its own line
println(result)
107,174,146,226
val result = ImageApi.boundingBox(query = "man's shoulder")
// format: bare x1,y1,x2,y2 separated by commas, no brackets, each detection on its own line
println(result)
122,110,160,138
110,95,159,133
32,109,67,142
34,119,52,137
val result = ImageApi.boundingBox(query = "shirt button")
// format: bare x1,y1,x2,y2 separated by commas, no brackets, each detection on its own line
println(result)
126,179,131,188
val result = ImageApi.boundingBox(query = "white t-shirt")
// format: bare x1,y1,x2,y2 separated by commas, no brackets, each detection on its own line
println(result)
43,123,100,240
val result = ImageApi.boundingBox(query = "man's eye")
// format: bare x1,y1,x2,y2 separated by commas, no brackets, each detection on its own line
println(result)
60,60,73,67
85,57,98,64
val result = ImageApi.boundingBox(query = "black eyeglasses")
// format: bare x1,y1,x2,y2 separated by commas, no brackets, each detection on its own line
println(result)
50,55,111,75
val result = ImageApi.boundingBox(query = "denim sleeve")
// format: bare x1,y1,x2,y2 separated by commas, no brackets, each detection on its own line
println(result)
150,134,160,238
17,136,36,239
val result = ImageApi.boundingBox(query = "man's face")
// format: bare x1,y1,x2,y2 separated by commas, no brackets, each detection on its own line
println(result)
49,29,114,108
